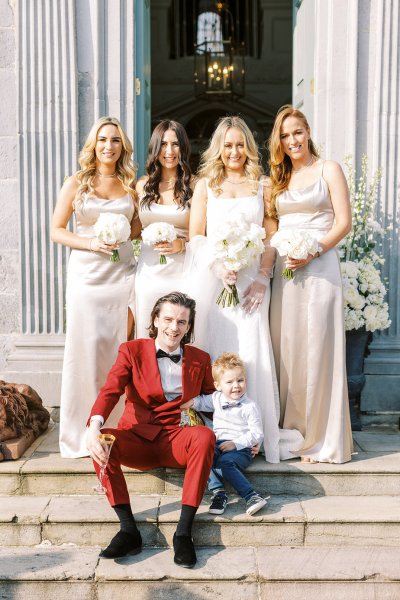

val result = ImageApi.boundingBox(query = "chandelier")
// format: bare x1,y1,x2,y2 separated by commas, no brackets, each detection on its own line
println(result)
193,2,245,99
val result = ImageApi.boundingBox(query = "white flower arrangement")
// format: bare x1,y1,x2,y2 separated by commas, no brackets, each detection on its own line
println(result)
211,214,266,307
141,222,177,264
93,212,131,262
340,155,391,332
270,229,319,280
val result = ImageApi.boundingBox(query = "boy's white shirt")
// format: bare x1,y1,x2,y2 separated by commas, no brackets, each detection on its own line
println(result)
193,391,263,451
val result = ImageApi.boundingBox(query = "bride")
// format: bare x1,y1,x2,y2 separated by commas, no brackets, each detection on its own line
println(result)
188,116,302,462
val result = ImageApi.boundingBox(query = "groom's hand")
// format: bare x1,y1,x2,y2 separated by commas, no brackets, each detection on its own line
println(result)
86,422,108,466
180,399,194,409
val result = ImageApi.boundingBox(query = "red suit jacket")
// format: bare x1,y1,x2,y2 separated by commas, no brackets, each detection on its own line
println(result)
89,339,215,441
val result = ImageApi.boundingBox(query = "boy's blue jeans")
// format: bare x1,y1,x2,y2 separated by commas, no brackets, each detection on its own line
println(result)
208,440,255,501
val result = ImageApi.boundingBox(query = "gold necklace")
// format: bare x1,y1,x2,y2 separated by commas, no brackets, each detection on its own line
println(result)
292,156,314,174
95,172,117,178
224,177,248,184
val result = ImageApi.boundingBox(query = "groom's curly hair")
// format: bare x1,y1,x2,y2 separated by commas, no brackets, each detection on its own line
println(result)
148,292,196,346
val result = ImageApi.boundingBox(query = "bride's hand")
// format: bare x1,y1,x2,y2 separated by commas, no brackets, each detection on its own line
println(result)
88,238,120,256
154,238,185,255
211,261,237,291
242,279,267,313
286,254,314,271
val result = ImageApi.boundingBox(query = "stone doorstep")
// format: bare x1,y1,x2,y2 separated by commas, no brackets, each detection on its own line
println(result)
1,494,400,548
0,545,399,583
2,450,400,497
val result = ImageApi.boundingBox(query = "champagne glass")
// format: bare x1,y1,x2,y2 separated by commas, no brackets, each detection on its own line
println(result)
93,433,116,494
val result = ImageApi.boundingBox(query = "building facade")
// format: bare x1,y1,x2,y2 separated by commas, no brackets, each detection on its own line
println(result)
0,0,398,424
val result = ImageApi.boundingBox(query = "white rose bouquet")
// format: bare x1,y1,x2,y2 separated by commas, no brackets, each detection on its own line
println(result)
211,215,266,307
93,212,131,262
141,222,177,264
339,155,391,332
270,229,319,280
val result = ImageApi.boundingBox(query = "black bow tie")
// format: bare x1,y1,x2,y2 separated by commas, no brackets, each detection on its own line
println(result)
222,401,242,410
156,348,181,363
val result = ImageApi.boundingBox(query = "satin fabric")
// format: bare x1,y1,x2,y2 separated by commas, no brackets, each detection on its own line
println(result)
134,201,190,339
270,176,353,464
186,181,303,463
59,194,135,458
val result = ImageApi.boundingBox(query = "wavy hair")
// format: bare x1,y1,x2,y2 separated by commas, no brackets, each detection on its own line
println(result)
141,120,193,210
197,116,262,195
74,116,137,209
268,105,319,217
148,291,196,346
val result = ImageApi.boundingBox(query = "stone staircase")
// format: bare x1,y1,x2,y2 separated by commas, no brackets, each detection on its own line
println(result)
1,418,400,599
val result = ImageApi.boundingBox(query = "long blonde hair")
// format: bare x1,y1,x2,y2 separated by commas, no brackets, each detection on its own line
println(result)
197,116,262,194
268,105,319,217
74,116,137,208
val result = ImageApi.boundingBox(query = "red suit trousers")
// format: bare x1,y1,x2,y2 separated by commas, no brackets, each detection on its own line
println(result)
94,425,216,508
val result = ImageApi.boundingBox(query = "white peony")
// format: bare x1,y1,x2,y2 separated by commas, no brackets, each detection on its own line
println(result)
141,221,177,264
93,212,131,262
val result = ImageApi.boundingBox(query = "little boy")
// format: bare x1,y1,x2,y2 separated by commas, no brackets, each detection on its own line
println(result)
182,352,267,516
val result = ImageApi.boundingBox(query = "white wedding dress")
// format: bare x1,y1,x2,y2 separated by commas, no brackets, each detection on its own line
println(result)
187,181,302,463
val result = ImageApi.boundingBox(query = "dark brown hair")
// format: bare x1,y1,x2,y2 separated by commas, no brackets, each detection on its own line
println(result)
141,120,193,209
148,291,196,346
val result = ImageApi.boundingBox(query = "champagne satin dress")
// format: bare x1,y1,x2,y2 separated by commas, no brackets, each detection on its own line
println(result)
59,194,135,458
270,174,353,463
134,201,189,339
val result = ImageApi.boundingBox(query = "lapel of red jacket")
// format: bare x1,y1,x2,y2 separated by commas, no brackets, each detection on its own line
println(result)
134,339,166,405
181,345,202,402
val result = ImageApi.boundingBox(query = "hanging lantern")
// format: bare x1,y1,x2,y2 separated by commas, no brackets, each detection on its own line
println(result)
193,3,245,99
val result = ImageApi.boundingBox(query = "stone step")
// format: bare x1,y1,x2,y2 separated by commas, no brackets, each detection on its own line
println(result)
1,427,400,497
0,545,399,599
1,494,399,549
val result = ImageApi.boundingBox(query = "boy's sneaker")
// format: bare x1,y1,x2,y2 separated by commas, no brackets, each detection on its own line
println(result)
246,494,268,516
209,492,228,515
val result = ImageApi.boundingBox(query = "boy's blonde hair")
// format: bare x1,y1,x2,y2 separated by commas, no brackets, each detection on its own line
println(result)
212,352,246,383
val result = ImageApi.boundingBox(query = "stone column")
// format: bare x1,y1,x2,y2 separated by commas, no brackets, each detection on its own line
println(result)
3,0,137,405
358,0,400,426
3,0,78,401
294,0,400,425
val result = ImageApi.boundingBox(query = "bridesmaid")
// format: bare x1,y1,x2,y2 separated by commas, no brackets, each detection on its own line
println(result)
51,116,137,458
134,120,193,338
268,105,353,464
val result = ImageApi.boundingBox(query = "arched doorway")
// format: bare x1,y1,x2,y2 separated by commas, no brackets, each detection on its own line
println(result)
150,0,293,172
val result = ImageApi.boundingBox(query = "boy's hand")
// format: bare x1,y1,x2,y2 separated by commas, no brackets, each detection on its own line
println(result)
180,399,194,409
219,441,236,452
251,443,261,458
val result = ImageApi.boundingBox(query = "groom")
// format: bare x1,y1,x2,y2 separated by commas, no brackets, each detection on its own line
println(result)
86,291,215,568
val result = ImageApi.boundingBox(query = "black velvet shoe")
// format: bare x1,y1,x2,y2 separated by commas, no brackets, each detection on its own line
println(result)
173,533,197,568
99,530,142,559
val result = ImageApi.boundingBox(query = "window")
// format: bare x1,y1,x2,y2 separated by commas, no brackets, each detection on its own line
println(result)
169,0,261,59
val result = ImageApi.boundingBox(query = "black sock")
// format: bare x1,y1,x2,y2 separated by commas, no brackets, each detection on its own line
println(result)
175,504,197,537
113,503,138,535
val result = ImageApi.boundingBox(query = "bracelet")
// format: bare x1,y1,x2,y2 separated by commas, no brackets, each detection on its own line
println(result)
88,238,94,252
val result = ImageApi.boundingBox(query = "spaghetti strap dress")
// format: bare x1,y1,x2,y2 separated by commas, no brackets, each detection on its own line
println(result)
59,194,135,458
270,170,353,463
